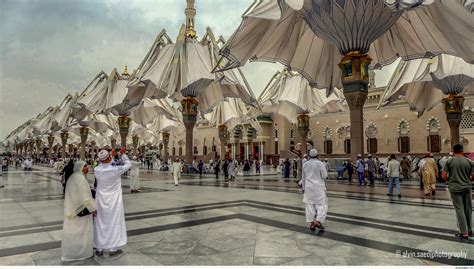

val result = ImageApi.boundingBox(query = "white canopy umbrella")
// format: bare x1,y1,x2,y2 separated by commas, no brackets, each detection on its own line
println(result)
71,71,109,120
73,69,129,117
216,0,473,160
128,97,179,126
379,54,474,115
378,54,473,147
127,1,258,164
203,97,261,133
217,0,473,91
127,27,257,112
256,69,346,123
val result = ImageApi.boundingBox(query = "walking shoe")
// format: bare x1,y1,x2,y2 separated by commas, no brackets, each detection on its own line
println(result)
95,250,104,256
431,190,436,196
424,193,431,197
398,194,402,198
455,233,469,240
314,221,325,230
386,193,393,196
109,249,123,256
309,222,316,231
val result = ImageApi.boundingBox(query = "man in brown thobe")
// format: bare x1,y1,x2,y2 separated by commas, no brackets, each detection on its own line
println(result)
420,153,438,196
400,156,410,181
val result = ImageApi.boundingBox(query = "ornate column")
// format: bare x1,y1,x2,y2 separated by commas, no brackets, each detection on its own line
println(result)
35,138,42,159
29,140,35,158
162,132,170,163
234,125,243,161
297,113,310,156
110,138,117,151
246,127,257,160
79,126,89,160
132,135,139,156
339,51,371,161
218,125,229,160
181,96,199,165
47,135,55,160
442,94,464,148
118,115,131,149
60,131,68,159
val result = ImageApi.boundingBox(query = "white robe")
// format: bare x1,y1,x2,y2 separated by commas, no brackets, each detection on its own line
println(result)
172,162,181,185
61,161,96,261
302,158,328,223
130,161,141,191
93,154,131,250
228,162,235,178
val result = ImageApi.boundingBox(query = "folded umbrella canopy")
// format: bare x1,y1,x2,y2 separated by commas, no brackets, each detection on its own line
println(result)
255,69,346,123
74,69,129,117
127,26,257,112
203,97,262,133
128,97,180,126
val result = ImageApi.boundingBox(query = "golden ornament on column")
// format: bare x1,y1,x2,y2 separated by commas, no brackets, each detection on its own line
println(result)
118,115,131,149
442,94,465,148
297,113,310,155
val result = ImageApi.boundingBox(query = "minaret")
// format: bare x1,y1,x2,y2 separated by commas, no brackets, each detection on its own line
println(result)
185,0,197,38
122,65,130,77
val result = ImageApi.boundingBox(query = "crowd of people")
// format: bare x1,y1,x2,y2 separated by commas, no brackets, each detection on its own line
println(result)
298,144,473,239
0,143,472,260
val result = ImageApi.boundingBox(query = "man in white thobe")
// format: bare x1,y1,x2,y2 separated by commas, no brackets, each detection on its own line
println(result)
130,156,141,193
93,148,131,256
302,149,328,231
172,158,182,186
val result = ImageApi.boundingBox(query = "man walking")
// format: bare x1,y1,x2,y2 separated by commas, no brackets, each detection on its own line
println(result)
386,154,402,198
356,154,366,186
301,149,328,231
400,156,410,181
367,155,376,187
93,148,131,256
420,152,438,196
172,158,182,186
442,144,473,240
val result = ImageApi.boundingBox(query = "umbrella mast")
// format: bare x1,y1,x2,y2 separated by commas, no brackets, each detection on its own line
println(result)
182,0,199,166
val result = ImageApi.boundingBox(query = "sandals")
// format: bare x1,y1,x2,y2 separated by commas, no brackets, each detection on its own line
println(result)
109,249,123,256
310,221,325,231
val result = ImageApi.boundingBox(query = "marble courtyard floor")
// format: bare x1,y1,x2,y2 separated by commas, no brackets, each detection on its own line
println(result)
0,165,472,266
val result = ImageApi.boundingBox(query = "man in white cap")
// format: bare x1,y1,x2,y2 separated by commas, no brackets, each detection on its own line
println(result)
301,148,328,231
93,147,131,256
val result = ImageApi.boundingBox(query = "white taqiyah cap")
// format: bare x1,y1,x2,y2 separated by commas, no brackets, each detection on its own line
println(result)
98,150,110,161
449,152,454,156
309,149,318,157
357,154,362,157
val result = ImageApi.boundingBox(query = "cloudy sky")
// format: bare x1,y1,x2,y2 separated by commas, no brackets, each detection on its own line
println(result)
0,0,396,140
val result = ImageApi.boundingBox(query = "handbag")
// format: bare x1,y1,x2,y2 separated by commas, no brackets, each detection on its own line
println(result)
77,207,92,217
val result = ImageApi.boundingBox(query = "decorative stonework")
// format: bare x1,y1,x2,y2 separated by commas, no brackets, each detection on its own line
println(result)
426,116,441,134
365,122,378,138
323,126,333,141
460,137,469,147
336,124,351,139
397,119,410,136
